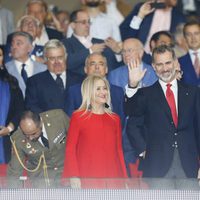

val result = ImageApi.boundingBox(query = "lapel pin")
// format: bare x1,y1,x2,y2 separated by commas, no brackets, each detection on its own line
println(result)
26,142,31,149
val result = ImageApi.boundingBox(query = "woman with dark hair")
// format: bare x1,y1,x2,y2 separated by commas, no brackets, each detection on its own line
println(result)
0,48,24,165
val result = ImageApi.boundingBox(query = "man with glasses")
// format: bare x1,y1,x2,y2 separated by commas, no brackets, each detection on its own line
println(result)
179,21,200,86
125,45,200,189
62,9,120,75
108,38,157,91
25,39,83,113
7,109,69,188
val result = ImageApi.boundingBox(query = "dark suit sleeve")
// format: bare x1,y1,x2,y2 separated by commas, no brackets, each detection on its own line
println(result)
126,116,147,156
25,77,43,113
65,87,79,117
194,88,200,157
119,3,142,40
62,39,89,73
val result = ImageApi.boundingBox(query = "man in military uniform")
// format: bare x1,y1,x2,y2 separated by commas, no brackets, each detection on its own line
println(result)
7,109,69,188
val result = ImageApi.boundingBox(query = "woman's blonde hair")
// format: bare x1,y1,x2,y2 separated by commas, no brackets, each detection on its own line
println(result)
78,75,112,114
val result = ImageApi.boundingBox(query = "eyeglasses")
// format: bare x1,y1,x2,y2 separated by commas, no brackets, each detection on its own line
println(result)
121,48,142,55
47,56,65,62
74,20,91,25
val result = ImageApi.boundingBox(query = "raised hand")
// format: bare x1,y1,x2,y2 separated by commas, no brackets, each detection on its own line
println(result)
128,58,147,88
138,1,155,19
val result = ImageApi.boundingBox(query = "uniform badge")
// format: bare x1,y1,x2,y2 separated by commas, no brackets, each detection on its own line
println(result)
26,142,31,149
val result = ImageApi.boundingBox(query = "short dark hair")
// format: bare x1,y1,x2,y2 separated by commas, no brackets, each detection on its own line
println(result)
12,31,33,44
183,21,200,37
150,31,174,48
20,110,41,128
70,9,85,22
152,45,176,63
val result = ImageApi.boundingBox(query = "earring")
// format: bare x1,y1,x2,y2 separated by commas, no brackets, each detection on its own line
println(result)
105,103,109,108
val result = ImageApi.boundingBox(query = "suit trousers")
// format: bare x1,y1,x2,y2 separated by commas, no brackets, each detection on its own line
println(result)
145,149,199,190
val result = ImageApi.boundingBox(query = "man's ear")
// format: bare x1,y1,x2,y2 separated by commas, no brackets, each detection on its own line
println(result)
84,66,87,74
70,22,75,30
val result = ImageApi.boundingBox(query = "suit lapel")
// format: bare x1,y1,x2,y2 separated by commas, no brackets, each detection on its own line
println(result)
153,81,172,120
177,81,190,128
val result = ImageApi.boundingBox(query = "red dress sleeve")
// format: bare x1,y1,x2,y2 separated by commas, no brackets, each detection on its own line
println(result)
116,115,128,178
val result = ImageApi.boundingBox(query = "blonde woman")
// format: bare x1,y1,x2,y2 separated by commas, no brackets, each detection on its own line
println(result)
62,75,127,188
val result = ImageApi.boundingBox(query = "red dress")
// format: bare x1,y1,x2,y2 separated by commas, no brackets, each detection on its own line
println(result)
62,110,127,188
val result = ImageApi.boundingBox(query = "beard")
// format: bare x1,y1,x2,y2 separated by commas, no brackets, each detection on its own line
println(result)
157,67,176,83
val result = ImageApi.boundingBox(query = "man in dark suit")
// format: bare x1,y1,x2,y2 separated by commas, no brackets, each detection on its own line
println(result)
120,0,185,49
179,21,200,86
65,52,125,126
25,39,83,113
62,9,120,76
126,45,200,188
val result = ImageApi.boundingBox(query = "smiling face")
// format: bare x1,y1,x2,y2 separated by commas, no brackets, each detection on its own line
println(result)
84,54,108,76
92,79,108,108
152,51,177,83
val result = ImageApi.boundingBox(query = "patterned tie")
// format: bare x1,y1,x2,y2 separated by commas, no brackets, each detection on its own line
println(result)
41,133,49,148
21,63,28,84
193,52,200,77
56,74,64,92
166,84,178,128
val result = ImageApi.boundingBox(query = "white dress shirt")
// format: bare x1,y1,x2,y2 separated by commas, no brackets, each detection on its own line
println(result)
50,71,66,88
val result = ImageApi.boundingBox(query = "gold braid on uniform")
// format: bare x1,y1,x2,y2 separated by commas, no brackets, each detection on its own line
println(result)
10,137,50,187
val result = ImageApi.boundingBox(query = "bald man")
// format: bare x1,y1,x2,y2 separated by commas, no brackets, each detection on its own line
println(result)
108,38,157,91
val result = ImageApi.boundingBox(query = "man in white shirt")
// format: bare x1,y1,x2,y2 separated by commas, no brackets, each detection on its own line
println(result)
62,9,120,75
6,31,46,97
125,45,200,189
179,21,200,86
120,0,185,53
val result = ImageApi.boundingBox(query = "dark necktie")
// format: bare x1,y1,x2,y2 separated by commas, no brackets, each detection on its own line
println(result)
41,133,49,148
166,84,178,127
56,74,64,92
193,52,200,77
21,63,28,84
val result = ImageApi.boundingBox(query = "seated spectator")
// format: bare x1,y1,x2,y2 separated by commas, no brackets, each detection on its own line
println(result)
5,15,44,63
179,21,200,86
108,38,157,91
26,0,64,46
25,39,83,113
5,31,46,97
0,4,14,48
62,9,120,75
120,0,186,53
